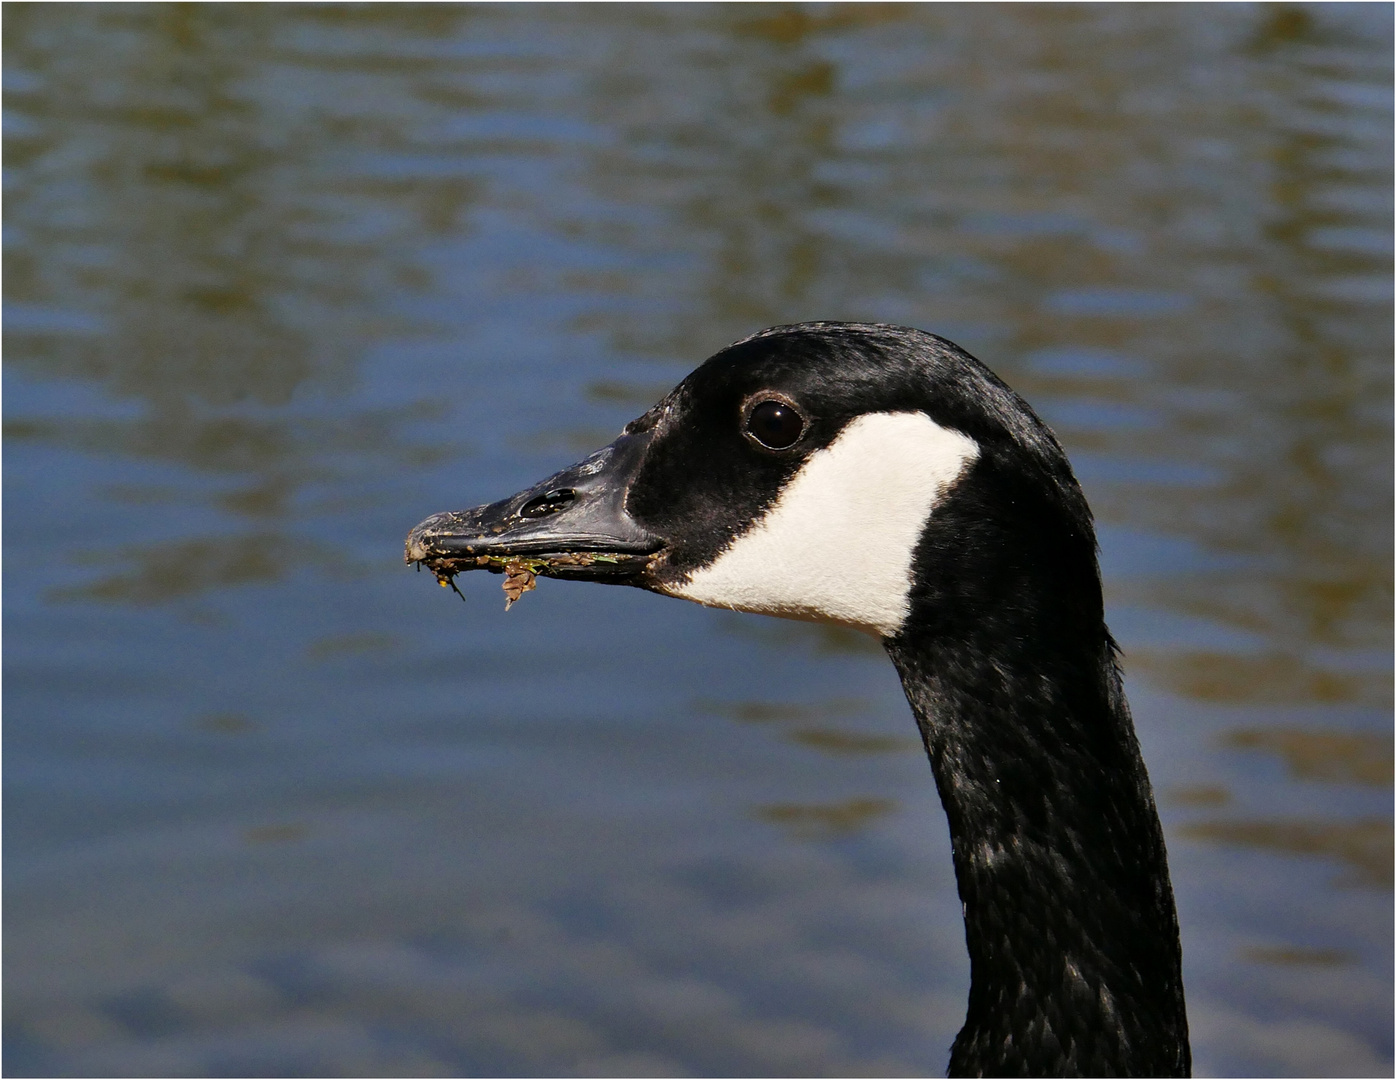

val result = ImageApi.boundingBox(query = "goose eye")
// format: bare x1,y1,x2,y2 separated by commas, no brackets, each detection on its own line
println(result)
745,399,805,450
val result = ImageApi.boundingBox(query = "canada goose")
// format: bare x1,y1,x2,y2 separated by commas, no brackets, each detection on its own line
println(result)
405,322,1190,1078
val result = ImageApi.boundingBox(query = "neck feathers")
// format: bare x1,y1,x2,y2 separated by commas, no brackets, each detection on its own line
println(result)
886,453,1189,1078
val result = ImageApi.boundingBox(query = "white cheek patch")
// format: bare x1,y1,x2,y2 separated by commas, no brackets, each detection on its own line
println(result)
666,411,980,638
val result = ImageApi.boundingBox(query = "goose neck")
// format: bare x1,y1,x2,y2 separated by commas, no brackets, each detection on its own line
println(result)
884,624,1190,1077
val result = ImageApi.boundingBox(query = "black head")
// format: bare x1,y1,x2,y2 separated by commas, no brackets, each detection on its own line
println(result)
406,322,1099,642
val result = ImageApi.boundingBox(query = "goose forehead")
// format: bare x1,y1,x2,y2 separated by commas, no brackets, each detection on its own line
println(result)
667,411,980,638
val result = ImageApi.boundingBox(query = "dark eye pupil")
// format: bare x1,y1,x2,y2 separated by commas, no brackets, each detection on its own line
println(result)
747,400,804,449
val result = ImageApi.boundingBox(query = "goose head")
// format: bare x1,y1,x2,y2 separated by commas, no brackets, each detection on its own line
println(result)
406,321,1094,644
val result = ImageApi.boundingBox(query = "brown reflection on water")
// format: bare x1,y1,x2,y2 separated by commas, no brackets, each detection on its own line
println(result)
243,823,309,846
713,613,886,657
788,729,917,756
1242,944,1352,967
1181,817,1392,888
4,403,449,479
707,700,814,725
703,697,916,757
1095,2,1392,704
5,4,463,603
755,797,897,840
1129,650,1388,708
194,712,260,736
1167,784,1232,808
584,380,683,409
1180,726,1393,886
47,535,317,605
305,631,402,663
1224,727,1393,787
6,6,347,406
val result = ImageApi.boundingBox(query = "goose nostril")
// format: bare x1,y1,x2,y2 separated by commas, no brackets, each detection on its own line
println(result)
519,488,576,518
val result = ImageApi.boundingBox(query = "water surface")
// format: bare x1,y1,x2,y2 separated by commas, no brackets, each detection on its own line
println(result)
5,5,1392,1076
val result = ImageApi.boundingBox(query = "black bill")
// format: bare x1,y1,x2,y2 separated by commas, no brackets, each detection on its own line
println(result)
405,429,664,594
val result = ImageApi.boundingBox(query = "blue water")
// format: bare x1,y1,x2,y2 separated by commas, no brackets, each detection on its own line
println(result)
5,6,1391,1076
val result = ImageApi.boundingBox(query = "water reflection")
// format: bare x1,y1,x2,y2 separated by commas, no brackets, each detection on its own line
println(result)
714,611,886,656
1132,650,1388,707
6,6,352,405
755,798,899,841
243,823,310,847
1181,818,1391,888
1224,727,1393,786
305,631,401,662
1167,784,1231,808
5,4,1390,1077
48,534,314,604
703,698,919,757
1181,723,1392,890
6,2,462,611
194,712,260,736
787,730,915,756
1242,945,1352,968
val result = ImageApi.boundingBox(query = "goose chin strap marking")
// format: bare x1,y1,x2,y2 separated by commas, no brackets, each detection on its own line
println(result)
668,411,980,638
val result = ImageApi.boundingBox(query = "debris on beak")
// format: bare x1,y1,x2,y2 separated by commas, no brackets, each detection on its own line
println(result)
502,561,537,610
412,550,627,611
423,555,536,609
404,428,664,610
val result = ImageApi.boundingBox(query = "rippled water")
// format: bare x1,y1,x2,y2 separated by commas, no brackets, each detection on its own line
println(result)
5,5,1391,1077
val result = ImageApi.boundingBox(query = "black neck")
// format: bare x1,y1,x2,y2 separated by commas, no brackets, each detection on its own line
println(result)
886,461,1189,1077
